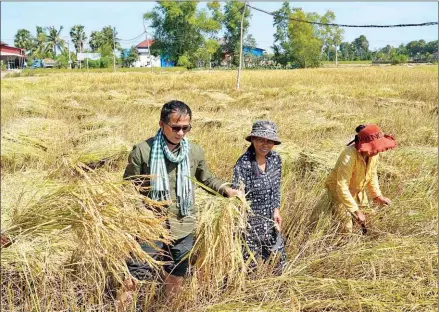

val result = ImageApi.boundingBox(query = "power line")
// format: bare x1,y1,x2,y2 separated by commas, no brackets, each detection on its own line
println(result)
247,4,438,28
118,31,146,43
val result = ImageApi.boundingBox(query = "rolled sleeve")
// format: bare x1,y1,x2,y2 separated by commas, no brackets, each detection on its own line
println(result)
336,149,359,213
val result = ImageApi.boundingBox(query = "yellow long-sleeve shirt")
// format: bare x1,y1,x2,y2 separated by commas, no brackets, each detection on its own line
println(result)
326,145,382,213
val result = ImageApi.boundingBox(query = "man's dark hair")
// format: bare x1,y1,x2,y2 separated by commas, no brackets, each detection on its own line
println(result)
160,100,192,123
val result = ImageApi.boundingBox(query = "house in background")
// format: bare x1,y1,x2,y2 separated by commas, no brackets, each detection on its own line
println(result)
123,40,175,68
160,54,176,67
220,46,266,67
243,46,265,57
0,41,26,69
217,37,266,67
133,39,161,68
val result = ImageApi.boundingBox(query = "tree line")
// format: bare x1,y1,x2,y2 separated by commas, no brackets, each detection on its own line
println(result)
12,1,438,69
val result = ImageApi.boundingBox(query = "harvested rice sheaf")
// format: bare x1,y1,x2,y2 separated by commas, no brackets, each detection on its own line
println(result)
1,165,171,310
1,117,71,170
72,136,131,168
190,187,251,297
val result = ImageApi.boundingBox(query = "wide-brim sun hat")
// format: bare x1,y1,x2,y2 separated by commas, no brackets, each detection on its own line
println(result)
355,124,397,155
245,120,281,145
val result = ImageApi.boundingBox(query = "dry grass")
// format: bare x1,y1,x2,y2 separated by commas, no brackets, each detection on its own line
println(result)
1,66,437,311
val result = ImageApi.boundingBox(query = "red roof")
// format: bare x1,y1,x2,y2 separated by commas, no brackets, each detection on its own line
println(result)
0,43,25,55
136,40,154,48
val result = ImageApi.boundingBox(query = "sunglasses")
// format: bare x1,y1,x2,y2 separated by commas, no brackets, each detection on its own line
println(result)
166,123,192,133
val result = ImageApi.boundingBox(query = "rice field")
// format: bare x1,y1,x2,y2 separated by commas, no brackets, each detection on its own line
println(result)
1,65,437,311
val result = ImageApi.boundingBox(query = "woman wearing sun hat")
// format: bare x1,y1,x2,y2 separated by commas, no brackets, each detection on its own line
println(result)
326,124,397,233
232,120,286,273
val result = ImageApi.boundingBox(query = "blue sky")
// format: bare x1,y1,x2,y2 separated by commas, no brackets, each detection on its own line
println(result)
1,2,437,53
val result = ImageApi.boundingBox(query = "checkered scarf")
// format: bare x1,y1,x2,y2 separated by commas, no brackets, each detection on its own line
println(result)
150,129,193,216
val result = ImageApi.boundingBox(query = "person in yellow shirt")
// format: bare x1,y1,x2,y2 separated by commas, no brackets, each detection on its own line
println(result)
326,124,397,233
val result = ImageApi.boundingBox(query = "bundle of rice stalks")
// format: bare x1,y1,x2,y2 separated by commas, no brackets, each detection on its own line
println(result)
57,98,95,121
16,97,49,117
189,186,251,298
1,165,171,310
72,114,124,148
106,90,129,101
193,116,224,130
1,169,54,230
1,117,70,171
203,91,235,103
71,136,130,169
293,150,336,177
132,98,163,110
78,114,122,131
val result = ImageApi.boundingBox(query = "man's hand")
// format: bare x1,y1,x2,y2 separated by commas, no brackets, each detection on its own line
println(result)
273,208,282,231
353,210,366,224
224,187,243,198
374,196,392,206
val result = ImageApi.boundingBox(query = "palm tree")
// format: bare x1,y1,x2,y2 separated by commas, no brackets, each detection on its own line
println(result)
70,25,87,53
45,26,66,56
101,26,121,50
31,26,48,59
14,29,34,53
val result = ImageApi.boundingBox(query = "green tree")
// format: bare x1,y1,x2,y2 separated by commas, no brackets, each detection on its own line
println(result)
322,12,344,62
144,1,221,68
353,35,369,60
45,26,66,56
89,31,103,51
120,46,139,67
31,26,48,59
396,43,407,56
70,25,87,53
339,42,355,61
193,39,220,68
381,44,394,59
222,1,252,65
14,29,34,53
89,26,120,52
101,26,121,50
316,10,337,59
425,40,438,54
56,49,77,68
244,34,257,49
271,2,292,67
288,8,321,68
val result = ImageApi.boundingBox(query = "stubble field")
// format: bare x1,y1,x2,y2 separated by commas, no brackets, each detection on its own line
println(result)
1,66,437,311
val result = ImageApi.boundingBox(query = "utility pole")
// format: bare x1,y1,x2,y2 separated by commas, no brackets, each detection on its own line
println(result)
113,26,116,72
143,19,153,73
335,45,338,68
236,1,247,89
68,39,72,69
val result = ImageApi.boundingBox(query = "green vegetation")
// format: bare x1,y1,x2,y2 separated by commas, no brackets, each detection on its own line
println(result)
11,1,437,70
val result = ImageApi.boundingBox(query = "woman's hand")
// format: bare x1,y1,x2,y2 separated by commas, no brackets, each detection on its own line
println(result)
354,210,366,224
273,208,282,231
374,196,392,206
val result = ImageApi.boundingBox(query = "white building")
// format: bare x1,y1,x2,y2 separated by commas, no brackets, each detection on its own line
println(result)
133,40,161,68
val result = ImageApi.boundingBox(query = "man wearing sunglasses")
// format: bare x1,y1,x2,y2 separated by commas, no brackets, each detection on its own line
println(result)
122,100,241,303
